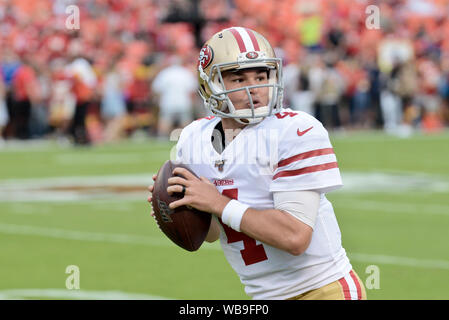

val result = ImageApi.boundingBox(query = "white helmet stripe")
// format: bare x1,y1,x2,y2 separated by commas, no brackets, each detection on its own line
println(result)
234,27,255,52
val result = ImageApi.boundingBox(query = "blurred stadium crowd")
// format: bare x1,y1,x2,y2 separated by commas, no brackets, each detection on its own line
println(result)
0,0,448,145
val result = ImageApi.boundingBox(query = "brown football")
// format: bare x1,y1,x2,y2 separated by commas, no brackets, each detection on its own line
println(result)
151,160,212,251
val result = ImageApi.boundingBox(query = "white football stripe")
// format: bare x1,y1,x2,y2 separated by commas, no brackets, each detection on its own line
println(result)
234,27,254,52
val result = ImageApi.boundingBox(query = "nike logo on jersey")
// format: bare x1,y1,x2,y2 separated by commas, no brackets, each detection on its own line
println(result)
297,126,313,136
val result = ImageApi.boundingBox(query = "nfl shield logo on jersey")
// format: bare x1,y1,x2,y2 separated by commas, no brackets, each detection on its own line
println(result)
214,159,226,172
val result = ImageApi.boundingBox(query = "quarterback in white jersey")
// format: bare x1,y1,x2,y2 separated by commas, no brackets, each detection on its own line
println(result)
148,27,366,300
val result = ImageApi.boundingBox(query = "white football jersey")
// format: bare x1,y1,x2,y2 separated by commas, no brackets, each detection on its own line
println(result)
175,108,352,300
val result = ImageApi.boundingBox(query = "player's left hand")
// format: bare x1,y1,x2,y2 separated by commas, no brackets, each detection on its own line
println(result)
166,167,230,216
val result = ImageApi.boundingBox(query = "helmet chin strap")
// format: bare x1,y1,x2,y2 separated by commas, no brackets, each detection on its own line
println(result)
218,100,267,124
232,106,269,124
233,117,263,125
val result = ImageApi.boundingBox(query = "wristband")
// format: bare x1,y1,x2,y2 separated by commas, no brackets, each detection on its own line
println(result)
221,200,249,232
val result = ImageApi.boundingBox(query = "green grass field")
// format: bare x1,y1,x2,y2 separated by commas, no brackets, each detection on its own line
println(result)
0,131,448,300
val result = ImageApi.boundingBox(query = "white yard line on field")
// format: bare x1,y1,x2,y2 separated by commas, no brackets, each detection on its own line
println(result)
0,171,448,203
0,223,221,251
339,172,449,193
0,174,154,202
348,252,449,270
334,199,449,217
1,223,448,270
0,174,154,188
4,201,136,215
53,150,171,165
54,153,146,165
0,288,172,300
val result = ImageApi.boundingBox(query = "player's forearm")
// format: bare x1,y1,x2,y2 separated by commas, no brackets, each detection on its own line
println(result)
239,208,312,256
212,196,312,255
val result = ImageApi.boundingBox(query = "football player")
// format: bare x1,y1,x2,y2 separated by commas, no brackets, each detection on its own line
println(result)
148,27,366,300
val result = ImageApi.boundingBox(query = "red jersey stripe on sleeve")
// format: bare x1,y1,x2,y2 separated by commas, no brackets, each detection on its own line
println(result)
273,162,338,180
277,148,334,168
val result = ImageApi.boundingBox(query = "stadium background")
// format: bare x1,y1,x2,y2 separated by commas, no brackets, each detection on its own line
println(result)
0,0,448,300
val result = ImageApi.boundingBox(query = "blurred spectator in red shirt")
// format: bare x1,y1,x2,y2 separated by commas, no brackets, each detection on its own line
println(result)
7,55,40,139
65,43,97,145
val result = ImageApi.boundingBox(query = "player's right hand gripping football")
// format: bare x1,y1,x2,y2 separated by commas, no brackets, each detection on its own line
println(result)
166,167,230,216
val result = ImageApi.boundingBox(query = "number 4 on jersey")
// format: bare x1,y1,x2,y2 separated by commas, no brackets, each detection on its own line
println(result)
275,111,298,119
219,188,268,266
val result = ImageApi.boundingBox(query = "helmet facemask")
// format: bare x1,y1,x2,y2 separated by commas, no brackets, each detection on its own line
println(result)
199,57,284,125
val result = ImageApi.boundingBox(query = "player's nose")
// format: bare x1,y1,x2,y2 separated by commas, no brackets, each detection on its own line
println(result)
248,85,261,102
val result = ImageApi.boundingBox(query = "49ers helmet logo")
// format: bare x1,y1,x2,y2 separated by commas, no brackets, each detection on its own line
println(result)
246,51,259,59
198,44,214,69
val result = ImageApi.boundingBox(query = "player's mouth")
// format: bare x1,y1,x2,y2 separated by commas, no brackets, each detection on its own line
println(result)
247,99,262,108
